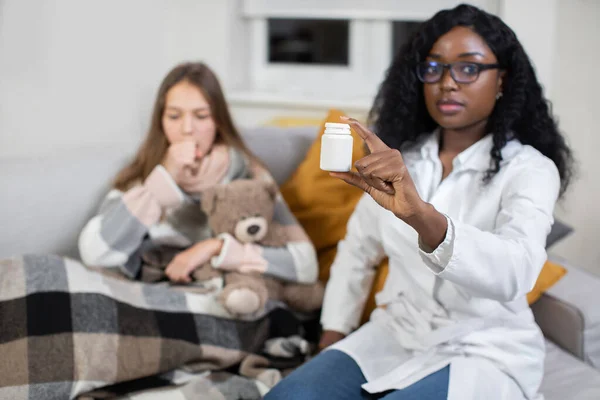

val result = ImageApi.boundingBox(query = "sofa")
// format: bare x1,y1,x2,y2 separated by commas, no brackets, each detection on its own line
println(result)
1,124,600,399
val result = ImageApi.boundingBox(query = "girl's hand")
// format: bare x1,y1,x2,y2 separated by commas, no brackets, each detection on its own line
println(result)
331,117,448,250
161,141,204,185
165,239,223,283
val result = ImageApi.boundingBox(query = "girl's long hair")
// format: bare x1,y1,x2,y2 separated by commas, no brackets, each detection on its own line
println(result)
114,62,255,190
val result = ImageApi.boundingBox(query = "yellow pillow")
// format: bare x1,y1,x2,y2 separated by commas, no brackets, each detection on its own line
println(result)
280,109,567,325
266,116,325,127
526,260,567,304
280,109,367,283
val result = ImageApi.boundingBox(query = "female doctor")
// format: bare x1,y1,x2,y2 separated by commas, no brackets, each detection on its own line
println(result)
266,4,574,400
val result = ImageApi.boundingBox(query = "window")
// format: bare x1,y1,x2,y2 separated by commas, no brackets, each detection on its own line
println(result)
268,18,349,65
232,0,500,107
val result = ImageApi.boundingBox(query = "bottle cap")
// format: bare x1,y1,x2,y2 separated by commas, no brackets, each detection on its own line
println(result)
324,122,351,135
325,122,350,129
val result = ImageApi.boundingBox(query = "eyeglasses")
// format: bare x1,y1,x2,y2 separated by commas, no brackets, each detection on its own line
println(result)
416,61,502,84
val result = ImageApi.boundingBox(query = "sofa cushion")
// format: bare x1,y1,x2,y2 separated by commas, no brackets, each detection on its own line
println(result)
541,340,600,399
533,255,600,368
241,125,318,186
0,145,134,259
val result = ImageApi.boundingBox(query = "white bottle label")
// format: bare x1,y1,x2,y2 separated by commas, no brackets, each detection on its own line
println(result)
320,134,353,172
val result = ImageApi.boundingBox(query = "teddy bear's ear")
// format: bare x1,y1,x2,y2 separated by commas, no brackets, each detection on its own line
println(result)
264,181,278,201
200,189,219,215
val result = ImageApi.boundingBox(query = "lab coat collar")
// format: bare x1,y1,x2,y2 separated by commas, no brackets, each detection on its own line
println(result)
419,129,521,172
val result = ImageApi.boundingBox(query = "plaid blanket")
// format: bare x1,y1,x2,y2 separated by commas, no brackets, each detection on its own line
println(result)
0,254,316,399
78,370,268,400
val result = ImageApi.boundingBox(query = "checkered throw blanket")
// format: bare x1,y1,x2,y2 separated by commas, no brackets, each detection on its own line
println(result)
0,254,314,399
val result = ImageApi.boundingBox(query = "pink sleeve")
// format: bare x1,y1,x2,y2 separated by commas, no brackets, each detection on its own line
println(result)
121,165,185,227
210,233,268,273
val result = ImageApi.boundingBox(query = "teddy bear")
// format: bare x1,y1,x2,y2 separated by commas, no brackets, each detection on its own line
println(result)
189,179,325,317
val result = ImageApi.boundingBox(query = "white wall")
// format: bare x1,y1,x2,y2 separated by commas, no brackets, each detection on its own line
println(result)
0,0,232,159
549,0,600,274
499,0,557,97
498,0,600,273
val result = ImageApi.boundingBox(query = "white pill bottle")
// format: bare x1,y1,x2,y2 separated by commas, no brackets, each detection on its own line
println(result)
320,122,353,172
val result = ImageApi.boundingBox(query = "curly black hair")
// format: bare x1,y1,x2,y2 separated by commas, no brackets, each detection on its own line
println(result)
369,4,574,195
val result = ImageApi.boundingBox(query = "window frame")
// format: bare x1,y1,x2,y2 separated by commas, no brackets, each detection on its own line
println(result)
238,0,500,102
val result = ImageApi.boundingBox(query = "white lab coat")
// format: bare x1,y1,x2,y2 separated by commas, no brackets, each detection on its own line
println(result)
320,132,560,400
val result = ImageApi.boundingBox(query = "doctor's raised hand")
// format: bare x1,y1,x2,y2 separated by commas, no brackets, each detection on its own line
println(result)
331,116,448,251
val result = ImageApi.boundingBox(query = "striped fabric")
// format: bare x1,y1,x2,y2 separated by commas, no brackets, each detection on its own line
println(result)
78,146,318,284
